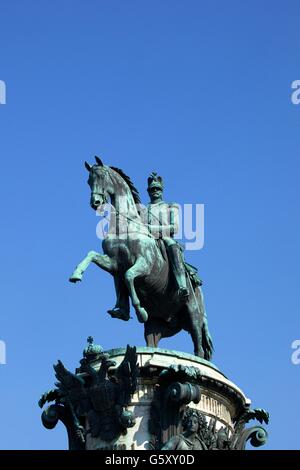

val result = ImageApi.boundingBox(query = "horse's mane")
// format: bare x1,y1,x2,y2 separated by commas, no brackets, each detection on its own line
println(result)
110,166,141,204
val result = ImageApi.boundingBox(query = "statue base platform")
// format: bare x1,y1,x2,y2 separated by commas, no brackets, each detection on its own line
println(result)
85,347,267,450
40,346,268,450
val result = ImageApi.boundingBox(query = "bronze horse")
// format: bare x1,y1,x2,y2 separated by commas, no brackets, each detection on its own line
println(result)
70,157,213,360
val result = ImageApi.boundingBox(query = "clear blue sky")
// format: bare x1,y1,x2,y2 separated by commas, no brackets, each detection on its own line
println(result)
0,0,299,449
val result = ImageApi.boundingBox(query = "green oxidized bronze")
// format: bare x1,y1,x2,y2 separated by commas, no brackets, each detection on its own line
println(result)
161,405,270,451
149,364,269,451
39,339,139,449
39,157,270,450
69,157,213,359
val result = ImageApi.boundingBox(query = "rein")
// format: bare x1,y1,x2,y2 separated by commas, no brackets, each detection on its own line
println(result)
101,204,154,239
94,167,163,239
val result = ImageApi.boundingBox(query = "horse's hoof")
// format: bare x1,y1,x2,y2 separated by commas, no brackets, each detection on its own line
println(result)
69,274,82,283
136,307,148,323
108,308,130,321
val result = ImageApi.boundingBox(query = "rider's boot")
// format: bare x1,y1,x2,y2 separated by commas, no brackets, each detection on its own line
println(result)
107,307,130,321
108,276,130,321
167,244,189,301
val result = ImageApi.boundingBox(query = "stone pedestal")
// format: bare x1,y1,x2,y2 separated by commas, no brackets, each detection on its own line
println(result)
40,346,268,450
87,347,248,450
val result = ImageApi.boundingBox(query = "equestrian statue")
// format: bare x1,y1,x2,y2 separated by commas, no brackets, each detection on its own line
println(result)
69,157,213,360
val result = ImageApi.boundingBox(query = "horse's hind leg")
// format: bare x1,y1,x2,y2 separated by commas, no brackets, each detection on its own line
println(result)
125,256,151,323
185,282,204,357
189,319,204,358
144,319,181,349
144,320,162,348
184,302,204,357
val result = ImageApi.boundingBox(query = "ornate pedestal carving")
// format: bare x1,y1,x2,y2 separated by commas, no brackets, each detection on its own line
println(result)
39,345,268,450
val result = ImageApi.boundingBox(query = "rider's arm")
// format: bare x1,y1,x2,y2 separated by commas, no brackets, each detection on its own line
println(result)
147,203,180,238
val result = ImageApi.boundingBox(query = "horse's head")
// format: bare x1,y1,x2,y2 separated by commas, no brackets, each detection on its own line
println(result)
85,156,113,212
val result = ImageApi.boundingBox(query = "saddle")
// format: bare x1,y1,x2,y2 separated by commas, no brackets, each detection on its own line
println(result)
155,239,203,288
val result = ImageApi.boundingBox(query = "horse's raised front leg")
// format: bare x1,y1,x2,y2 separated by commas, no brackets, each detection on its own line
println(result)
69,251,117,283
124,256,151,323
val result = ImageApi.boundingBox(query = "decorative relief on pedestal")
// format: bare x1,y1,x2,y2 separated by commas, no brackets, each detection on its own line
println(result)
148,364,203,449
148,363,269,450
198,393,233,427
132,380,154,403
161,407,231,450
160,404,269,450
39,338,139,449
39,346,269,450
230,406,269,450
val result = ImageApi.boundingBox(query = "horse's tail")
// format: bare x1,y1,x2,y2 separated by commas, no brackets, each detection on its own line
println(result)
198,287,214,361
